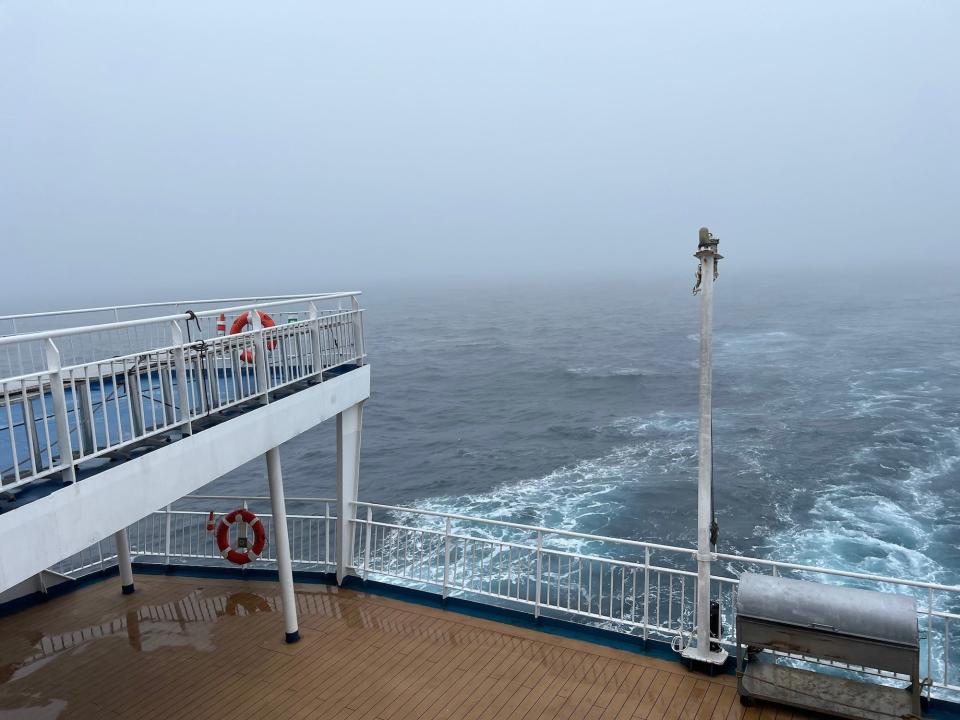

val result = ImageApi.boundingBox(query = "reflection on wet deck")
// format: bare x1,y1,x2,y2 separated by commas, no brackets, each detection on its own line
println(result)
0,574,809,719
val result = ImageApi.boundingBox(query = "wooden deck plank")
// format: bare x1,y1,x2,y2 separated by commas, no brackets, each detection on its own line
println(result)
0,574,795,720
453,643,558,720
631,668,673,718
613,667,657,719
693,684,724,720
342,619,455,718
646,672,684,720
377,628,484,720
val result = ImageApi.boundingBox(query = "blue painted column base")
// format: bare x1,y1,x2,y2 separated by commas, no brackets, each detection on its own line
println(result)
285,630,300,644
121,583,135,595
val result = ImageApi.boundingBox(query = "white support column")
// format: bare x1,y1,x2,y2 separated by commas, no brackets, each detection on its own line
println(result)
266,446,299,643
336,402,363,585
115,527,135,595
682,227,728,666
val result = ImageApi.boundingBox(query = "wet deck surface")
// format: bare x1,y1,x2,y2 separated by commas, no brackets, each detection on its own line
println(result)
0,574,812,720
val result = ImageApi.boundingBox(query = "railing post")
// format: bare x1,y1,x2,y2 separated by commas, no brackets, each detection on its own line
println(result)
308,301,323,380
159,368,176,427
442,516,452,600
534,530,543,619
164,504,172,565
643,547,651,644
206,342,221,409
126,367,145,438
250,308,269,402
44,339,76,483
363,506,373,580
74,381,94,455
170,321,192,435
324,501,330,567
351,295,364,366
22,394,42,475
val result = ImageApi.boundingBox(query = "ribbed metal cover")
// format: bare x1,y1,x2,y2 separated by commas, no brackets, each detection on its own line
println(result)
736,573,918,647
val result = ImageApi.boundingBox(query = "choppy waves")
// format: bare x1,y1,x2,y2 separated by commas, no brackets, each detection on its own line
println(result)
764,367,960,588
565,366,646,378
412,411,697,554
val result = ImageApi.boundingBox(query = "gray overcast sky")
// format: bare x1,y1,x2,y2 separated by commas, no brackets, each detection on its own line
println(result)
1,1,957,307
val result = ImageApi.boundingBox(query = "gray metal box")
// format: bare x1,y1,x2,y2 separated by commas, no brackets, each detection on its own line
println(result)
736,573,922,719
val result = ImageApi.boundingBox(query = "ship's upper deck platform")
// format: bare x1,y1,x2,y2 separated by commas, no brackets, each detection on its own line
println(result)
0,293,366,500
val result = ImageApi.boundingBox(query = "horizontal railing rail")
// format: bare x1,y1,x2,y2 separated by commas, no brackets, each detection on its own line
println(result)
0,295,365,489
49,496,960,698
0,294,322,327
0,292,360,348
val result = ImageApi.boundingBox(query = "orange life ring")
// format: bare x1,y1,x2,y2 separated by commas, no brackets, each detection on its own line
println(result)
216,509,267,565
230,311,278,363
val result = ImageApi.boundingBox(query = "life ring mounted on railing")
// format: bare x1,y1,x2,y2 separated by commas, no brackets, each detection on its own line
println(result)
230,310,278,364
215,508,267,565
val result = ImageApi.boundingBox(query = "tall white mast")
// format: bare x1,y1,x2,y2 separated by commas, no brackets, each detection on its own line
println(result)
682,227,728,666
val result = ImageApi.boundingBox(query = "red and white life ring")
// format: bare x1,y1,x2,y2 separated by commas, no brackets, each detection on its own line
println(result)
216,509,267,565
230,311,278,363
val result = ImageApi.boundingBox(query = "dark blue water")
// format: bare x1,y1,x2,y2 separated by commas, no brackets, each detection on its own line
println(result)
210,272,960,585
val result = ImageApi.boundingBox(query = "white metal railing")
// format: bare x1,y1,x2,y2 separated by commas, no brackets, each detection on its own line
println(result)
0,294,320,338
53,496,337,577
0,294,365,490
48,496,960,698
129,498,336,570
347,501,960,697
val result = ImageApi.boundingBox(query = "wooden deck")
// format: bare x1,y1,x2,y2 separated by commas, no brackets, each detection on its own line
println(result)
0,574,812,720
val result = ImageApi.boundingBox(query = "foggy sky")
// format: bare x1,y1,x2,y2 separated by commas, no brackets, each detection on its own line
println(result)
1,1,957,309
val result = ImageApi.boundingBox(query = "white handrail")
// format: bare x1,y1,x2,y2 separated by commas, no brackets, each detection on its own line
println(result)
352,500,697,555
354,500,960,593
0,292,362,347
184,495,336,503
0,294,321,323
714,552,960,593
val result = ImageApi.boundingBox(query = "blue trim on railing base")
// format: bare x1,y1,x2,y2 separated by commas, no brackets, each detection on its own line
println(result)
128,561,338,586
337,575,691,670
0,564,119,618
4,563,960,719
